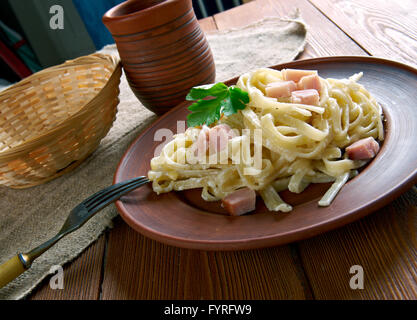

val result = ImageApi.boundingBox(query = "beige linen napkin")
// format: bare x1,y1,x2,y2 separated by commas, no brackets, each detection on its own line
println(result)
0,13,307,300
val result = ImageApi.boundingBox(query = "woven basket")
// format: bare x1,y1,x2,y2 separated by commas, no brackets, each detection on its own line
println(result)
0,53,122,189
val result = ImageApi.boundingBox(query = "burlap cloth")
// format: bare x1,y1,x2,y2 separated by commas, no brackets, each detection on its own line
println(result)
0,13,307,300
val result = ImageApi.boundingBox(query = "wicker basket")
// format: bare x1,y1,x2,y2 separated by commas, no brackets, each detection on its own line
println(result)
0,53,122,189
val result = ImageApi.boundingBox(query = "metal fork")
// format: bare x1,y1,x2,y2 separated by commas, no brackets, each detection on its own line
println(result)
0,176,150,289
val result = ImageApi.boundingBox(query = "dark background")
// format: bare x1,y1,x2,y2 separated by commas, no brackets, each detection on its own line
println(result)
0,0,244,86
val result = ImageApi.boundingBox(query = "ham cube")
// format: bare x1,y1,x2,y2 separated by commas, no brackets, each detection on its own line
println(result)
345,137,380,160
297,74,322,91
196,125,210,156
222,187,256,216
265,81,297,98
291,89,320,105
282,69,317,82
208,124,235,153
196,124,235,156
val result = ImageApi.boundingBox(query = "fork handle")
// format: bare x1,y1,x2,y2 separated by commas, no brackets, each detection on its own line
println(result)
0,254,28,289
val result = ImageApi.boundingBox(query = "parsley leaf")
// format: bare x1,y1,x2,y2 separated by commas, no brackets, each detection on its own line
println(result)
186,83,228,101
186,83,249,127
221,87,250,116
187,99,222,127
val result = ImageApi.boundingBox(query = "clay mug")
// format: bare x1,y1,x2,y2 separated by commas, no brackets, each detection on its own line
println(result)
103,0,216,115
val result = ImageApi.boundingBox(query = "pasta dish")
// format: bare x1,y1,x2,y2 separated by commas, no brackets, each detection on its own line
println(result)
148,68,384,215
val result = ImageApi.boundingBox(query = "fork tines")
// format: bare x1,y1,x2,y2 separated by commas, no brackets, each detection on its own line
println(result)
84,176,149,213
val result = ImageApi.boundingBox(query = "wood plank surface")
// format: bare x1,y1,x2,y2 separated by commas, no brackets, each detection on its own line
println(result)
299,190,417,299
100,217,310,299
309,0,417,66
29,236,106,299
213,0,272,29
214,0,365,58
267,0,366,57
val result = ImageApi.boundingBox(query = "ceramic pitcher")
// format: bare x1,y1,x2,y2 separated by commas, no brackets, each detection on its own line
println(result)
103,0,216,115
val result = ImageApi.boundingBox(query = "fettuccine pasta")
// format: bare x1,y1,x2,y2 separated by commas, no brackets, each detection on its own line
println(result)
148,68,384,213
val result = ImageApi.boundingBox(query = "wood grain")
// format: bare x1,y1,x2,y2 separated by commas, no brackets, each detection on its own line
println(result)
266,0,366,58
213,0,272,29
299,190,417,299
101,217,310,299
214,0,366,59
29,236,106,300
309,0,417,66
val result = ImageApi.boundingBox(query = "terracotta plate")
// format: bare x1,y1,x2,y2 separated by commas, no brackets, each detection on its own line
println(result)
114,56,417,250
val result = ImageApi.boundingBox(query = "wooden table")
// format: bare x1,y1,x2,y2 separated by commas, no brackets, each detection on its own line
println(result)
28,0,417,300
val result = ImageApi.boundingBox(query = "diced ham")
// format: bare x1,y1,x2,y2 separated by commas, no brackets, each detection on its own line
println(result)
265,81,297,98
291,89,320,105
196,124,235,156
282,69,317,82
208,124,235,153
297,74,322,91
196,125,210,156
345,137,380,160
221,187,256,216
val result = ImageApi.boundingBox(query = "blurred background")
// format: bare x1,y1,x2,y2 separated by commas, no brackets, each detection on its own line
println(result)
0,0,251,90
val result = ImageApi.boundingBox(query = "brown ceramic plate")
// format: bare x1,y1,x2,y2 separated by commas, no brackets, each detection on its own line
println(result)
114,56,417,250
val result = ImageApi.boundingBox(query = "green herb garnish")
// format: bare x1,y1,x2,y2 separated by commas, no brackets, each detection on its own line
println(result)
186,83,249,127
